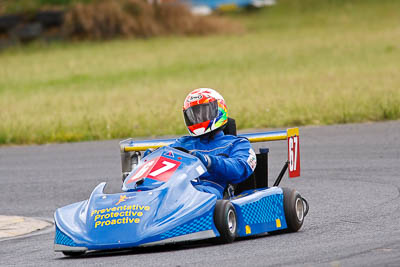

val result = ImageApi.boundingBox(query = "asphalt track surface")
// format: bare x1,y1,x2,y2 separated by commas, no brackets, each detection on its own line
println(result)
0,121,399,266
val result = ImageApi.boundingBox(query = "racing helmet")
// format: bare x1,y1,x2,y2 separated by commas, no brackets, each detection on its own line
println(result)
183,88,228,136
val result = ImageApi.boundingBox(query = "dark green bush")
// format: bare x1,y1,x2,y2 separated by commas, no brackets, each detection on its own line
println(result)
1,0,94,14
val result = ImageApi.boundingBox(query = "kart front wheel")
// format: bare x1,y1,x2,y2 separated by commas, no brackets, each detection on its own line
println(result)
214,200,237,243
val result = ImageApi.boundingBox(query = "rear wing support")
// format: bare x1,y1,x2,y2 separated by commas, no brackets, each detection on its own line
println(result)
273,161,289,187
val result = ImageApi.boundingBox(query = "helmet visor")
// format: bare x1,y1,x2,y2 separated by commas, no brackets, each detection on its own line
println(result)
183,101,218,126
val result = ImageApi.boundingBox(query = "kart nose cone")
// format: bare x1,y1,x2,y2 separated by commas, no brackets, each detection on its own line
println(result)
55,187,163,249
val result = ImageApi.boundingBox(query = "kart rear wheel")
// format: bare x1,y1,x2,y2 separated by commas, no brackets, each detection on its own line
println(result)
214,200,237,243
282,187,306,232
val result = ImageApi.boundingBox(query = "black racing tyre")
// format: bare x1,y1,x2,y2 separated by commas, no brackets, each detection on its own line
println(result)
11,23,43,43
35,11,64,28
62,251,85,257
282,187,306,232
0,14,22,32
213,200,237,243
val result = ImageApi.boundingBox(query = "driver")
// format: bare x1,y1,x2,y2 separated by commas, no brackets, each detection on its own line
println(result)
169,88,257,199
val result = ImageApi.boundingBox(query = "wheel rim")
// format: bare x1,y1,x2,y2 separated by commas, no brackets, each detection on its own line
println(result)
295,197,304,222
227,209,236,234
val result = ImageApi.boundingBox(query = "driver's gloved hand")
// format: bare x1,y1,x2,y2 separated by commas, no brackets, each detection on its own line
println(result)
143,148,154,157
189,151,212,169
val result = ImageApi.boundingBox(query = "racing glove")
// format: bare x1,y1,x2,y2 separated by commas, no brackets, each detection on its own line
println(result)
190,151,212,169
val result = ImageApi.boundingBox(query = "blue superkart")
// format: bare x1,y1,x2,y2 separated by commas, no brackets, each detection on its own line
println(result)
187,0,276,13
54,124,308,256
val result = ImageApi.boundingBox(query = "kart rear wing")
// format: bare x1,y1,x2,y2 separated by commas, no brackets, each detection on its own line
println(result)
119,128,300,180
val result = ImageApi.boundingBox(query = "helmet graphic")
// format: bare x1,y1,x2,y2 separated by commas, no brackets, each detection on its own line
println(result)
183,88,228,136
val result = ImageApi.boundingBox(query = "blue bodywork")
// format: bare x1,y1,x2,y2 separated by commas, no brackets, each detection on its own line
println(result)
189,0,253,9
54,147,287,252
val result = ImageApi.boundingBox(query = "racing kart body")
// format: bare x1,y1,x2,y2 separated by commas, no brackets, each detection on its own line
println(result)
54,124,307,256
187,0,276,15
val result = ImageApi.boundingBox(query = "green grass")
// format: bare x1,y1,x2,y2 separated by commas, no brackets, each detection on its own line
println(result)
1,0,399,144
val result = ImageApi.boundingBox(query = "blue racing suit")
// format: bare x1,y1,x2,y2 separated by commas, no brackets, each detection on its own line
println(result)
170,131,257,199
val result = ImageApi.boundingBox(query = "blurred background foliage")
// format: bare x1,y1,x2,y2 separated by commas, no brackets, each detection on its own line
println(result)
0,0,399,144
0,0,92,13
